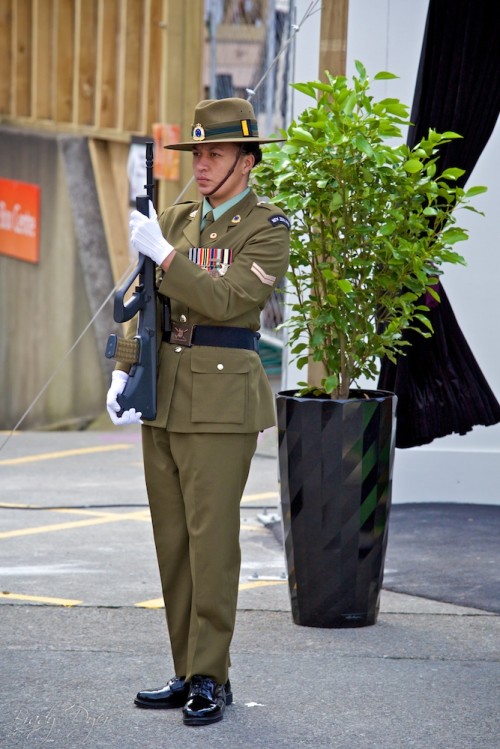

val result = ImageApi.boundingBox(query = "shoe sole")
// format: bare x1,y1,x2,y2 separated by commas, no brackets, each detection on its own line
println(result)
134,698,186,709
183,712,225,726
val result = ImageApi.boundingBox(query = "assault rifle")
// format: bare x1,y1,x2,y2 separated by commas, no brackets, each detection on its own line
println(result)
105,141,161,420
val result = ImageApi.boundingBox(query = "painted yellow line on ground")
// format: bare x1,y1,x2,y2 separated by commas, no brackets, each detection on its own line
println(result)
241,491,279,503
135,579,286,608
135,597,164,609
241,523,268,532
0,443,133,466
0,509,151,539
47,507,150,520
239,580,286,591
0,592,82,606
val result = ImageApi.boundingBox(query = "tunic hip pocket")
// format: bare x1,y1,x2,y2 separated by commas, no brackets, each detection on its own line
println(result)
191,348,250,424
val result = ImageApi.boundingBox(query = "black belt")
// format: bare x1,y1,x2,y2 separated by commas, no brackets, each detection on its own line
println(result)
163,324,260,352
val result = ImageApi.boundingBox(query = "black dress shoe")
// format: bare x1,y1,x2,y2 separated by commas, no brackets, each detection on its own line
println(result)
134,676,190,709
182,675,232,726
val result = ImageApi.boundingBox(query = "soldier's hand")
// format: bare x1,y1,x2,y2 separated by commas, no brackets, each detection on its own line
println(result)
106,371,143,426
129,200,174,266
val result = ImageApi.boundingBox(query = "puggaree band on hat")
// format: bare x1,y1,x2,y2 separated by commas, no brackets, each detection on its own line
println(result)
165,98,284,151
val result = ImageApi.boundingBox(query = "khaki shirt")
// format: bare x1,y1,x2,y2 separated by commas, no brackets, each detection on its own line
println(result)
119,189,290,433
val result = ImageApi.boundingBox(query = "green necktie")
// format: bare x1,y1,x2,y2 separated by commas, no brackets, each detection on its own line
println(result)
203,210,214,230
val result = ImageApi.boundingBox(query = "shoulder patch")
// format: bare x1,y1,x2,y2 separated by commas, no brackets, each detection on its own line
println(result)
268,214,291,230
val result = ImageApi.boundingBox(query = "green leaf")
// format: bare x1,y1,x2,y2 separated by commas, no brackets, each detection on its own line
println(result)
311,81,335,94
291,82,317,99
354,60,367,78
295,356,309,370
329,192,343,210
354,134,375,157
374,71,399,80
442,227,468,244
323,375,339,394
404,159,424,174
342,91,357,115
426,285,441,303
378,98,408,117
292,342,308,354
337,279,353,293
290,126,316,143
440,131,462,140
413,313,434,332
465,185,488,197
440,167,465,181
379,221,397,236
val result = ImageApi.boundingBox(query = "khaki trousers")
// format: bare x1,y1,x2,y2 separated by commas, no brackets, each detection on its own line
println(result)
141,427,258,684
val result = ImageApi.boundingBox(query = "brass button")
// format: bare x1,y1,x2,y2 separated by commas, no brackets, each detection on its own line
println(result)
180,314,187,323
217,363,224,371
175,347,182,353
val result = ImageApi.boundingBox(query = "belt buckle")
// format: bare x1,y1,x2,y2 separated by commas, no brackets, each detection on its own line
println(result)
170,321,194,347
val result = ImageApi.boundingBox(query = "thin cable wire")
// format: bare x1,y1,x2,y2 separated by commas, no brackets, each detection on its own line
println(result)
246,0,321,103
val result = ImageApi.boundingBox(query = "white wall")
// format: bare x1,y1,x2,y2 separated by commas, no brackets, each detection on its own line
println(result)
286,0,500,504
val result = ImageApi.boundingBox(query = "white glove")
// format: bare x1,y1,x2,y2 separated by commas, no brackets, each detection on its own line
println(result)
106,370,143,426
129,200,173,266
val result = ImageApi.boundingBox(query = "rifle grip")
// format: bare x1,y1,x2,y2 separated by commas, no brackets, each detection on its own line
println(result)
136,195,150,217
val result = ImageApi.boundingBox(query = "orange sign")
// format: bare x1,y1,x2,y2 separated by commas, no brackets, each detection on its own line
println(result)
152,123,181,181
0,178,41,264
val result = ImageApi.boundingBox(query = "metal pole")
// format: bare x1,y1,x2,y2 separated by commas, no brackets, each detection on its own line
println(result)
208,0,218,98
265,0,276,134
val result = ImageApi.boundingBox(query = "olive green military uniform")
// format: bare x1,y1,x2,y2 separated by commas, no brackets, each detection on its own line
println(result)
120,189,289,684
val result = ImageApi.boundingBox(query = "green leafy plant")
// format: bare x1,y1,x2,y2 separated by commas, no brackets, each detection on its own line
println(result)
254,61,486,399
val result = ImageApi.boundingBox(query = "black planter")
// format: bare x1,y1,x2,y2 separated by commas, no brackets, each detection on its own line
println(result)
277,389,397,628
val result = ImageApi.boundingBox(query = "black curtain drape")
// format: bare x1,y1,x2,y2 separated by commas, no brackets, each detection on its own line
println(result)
378,0,500,449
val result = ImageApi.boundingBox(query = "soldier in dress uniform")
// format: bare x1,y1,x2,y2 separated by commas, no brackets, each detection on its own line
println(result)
106,98,290,726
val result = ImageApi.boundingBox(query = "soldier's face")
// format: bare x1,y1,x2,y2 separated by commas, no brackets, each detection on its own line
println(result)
192,143,253,206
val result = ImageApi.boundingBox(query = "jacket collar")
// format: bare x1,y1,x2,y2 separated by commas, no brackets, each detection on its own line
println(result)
183,190,258,245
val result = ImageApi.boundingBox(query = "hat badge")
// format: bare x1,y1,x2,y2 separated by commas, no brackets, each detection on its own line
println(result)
192,123,205,141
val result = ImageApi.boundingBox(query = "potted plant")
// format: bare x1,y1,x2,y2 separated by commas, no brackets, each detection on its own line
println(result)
253,61,485,627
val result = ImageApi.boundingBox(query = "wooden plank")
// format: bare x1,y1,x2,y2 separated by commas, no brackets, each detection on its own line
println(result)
138,0,152,133
74,0,98,125
32,0,53,119
108,140,130,232
145,0,164,134
53,0,75,123
0,0,12,114
95,0,119,128
13,0,31,116
121,0,143,132
319,0,349,78
0,114,134,142
158,0,203,211
88,138,130,283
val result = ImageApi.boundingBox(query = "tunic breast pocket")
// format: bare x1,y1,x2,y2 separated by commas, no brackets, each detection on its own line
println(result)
190,348,250,424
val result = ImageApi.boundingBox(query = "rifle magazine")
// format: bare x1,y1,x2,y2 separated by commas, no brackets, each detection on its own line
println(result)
105,335,140,365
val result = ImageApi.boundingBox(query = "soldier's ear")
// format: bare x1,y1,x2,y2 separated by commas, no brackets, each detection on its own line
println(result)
242,152,255,173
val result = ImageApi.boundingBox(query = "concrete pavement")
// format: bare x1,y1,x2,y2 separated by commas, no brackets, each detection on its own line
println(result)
0,427,498,748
